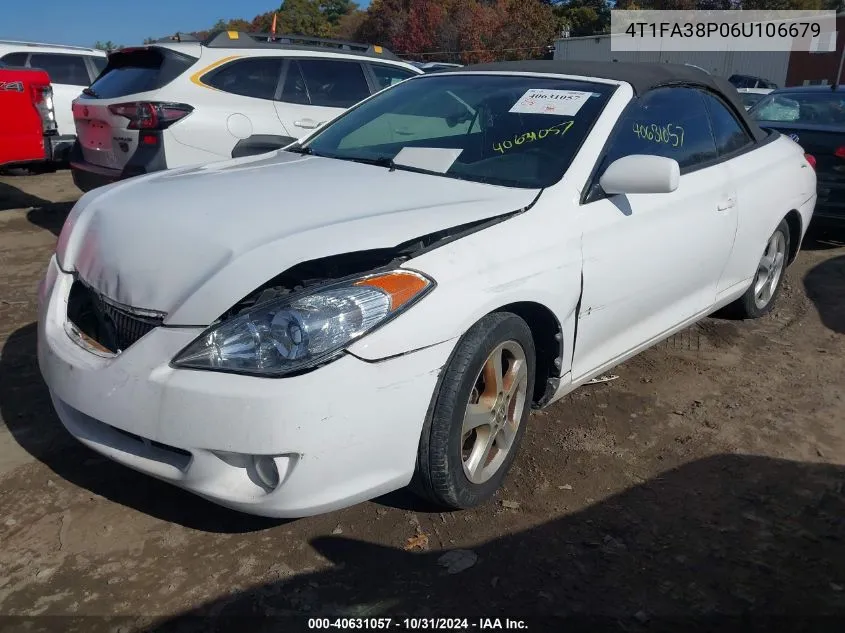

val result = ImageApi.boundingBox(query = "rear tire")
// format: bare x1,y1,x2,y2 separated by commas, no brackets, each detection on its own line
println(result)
729,218,790,319
411,312,535,509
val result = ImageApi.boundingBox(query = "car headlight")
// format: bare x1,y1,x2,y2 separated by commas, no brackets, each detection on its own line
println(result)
172,269,434,376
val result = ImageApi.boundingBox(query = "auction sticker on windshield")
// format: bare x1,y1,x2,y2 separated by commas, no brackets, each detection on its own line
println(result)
509,89,592,116
394,147,464,173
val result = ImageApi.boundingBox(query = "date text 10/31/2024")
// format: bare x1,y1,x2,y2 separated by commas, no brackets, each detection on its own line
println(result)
307,618,529,630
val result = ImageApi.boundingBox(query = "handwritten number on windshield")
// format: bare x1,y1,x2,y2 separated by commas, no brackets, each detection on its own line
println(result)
632,122,685,147
493,120,575,154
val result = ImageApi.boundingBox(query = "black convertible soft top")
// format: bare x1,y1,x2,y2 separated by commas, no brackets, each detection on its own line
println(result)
443,60,768,143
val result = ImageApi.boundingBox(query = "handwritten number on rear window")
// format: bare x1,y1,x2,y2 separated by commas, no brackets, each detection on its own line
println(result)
493,120,574,154
632,122,685,147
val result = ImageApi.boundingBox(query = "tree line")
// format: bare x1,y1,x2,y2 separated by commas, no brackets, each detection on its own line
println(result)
104,0,845,62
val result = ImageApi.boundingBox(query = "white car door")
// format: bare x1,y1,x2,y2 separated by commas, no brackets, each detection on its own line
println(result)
171,57,289,161
699,90,795,299
27,52,93,137
572,87,738,381
274,59,372,139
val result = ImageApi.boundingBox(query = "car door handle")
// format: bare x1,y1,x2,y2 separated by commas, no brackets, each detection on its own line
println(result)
717,197,736,211
294,119,321,129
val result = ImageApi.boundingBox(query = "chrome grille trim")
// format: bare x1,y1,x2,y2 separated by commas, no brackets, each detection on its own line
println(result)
66,278,166,352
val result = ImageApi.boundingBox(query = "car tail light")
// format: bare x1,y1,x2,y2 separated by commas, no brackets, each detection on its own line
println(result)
108,101,193,130
30,84,58,134
804,153,816,169
835,146,845,159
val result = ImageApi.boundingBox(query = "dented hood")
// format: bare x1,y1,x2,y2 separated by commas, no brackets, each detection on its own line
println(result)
57,151,540,325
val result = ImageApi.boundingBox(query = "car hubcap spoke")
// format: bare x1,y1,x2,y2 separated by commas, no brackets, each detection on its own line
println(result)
496,419,517,453
464,426,496,480
481,347,505,398
462,341,529,485
753,231,786,309
504,358,527,402
463,402,493,436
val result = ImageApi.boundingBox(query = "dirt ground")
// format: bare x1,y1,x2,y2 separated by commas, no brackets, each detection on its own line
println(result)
1,171,844,632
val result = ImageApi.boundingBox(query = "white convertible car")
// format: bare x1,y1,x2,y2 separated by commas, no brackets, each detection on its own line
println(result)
37,61,816,517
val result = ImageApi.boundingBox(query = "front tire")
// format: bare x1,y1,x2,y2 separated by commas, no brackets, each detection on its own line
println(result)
411,312,536,509
730,218,790,319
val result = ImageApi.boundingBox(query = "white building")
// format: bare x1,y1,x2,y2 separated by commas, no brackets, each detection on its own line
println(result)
554,33,791,86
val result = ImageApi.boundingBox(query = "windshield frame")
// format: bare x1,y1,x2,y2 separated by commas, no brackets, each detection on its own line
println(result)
292,71,620,190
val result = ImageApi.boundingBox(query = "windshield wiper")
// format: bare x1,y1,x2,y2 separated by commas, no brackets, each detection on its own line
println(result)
337,155,397,171
82,87,99,97
286,145,313,155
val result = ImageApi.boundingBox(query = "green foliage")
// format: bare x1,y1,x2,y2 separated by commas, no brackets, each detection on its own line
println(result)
277,0,331,36
93,40,122,51
321,0,360,25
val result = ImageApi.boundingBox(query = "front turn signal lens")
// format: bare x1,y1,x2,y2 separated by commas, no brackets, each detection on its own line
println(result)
354,270,431,311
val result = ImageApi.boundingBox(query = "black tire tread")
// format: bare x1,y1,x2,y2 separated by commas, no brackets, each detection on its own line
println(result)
411,312,535,509
728,218,791,320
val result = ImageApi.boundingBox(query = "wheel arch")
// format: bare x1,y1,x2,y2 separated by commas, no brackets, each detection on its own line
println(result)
493,301,564,409
784,209,802,265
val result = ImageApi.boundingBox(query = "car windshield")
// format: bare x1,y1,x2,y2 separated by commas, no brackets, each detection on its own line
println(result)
749,91,845,126
739,92,765,109
298,74,616,189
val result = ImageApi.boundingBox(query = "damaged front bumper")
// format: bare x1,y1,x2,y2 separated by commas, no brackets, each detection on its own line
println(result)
37,256,455,518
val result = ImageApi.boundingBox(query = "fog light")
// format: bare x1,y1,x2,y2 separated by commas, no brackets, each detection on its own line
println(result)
252,455,280,490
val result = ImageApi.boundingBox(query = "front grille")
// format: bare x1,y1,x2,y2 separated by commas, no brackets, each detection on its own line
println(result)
67,279,165,353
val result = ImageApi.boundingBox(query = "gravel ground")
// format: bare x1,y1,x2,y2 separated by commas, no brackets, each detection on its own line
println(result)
1,171,844,632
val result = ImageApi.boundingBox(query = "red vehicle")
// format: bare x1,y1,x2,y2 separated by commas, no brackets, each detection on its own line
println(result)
0,60,59,168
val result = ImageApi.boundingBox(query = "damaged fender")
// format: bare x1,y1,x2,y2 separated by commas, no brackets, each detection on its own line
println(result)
346,199,584,382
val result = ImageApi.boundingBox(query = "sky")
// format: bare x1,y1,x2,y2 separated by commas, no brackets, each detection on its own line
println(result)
0,1,371,49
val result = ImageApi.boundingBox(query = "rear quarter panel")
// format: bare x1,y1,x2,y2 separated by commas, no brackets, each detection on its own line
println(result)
716,134,814,298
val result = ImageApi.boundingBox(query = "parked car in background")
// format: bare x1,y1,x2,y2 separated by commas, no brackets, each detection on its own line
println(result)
729,74,778,90
38,61,815,518
0,41,106,162
69,32,422,192
737,87,773,110
0,62,60,169
749,85,845,223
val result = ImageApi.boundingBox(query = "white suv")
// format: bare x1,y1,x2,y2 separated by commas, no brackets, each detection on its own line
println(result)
0,41,106,161
68,32,422,191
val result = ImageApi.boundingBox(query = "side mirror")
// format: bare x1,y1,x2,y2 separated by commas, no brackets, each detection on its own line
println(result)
599,154,680,195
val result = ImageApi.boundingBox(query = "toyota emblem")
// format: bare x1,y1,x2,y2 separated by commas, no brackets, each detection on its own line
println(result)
789,133,800,142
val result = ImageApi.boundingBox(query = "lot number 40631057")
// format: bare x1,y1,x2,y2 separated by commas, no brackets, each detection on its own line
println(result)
632,122,685,147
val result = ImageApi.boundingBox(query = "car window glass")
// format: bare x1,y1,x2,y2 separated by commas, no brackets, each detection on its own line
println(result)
602,87,717,172
701,91,753,155
303,74,615,189
297,60,370,108
1,52,28,66
206,58,283,100
750,92,845,126
29,53,90,86
280,61,310,105
339,89,477,149
371,65,416,90
90,56,107,75
739,92,764,109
